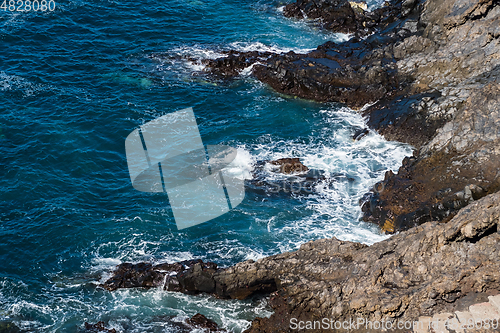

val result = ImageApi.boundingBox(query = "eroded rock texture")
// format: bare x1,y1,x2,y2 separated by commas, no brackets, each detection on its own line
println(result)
240,0,500,231
103,192,500,332
361,0,500,231
283,0,406,37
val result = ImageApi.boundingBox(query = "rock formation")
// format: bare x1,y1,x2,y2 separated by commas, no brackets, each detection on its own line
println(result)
359,0,500,231
200,0,500,232
102,191,500,332
99,0,500,331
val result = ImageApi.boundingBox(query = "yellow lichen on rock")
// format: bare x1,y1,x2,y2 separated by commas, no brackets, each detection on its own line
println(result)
382,218,395,233
349,1,368,11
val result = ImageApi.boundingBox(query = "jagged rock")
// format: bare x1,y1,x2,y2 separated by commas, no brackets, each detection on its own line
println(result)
103,192,500,332
202,50,273,78
246,158,329,196
284,0,361,35
100,192,500,332
185,313,226,332
100,259,218,293
252,46,404,109
100,262,168,291
352,127,369,141
283,0,405,37
362,83,500,232
0,322,21,333
177,261,218,294
83,322,116,333
235,192,500,331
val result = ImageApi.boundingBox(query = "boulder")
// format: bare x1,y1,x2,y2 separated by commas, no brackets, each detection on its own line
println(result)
83,322,116,333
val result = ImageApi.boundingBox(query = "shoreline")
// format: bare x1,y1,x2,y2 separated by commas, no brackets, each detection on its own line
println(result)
100,0,500,331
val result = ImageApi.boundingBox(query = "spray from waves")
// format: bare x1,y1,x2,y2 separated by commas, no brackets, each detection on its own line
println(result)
151,34,352,78
1,106,413,333
232,106,413,247
1,274,271,333
152,42,319,76
0,72,47,97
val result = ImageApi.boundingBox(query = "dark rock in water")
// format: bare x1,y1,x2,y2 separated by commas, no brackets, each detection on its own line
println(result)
246,158,330,196
252,49,401,109
248,0,421,108
100,262,166,291
352,127,369,140
362,83,500,232
283,0,408,37
284,0,360,35
83,322,116,333
177,261,218,294
158,313,226,333
269,157,309,174
100,259,219,293
202,50,273,78
185,313,226,332
100,193,500,332
0,322,21,333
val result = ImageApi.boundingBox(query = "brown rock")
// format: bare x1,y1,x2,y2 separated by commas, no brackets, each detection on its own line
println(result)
269,158,309,174
185,313,226,332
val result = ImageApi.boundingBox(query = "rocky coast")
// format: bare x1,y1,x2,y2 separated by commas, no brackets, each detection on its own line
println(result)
101,0,500,331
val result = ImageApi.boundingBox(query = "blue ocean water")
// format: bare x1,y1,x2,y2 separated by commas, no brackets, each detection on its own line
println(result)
0,0,412,332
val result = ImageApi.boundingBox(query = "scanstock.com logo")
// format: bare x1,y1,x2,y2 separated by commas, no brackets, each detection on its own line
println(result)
125,108,245,230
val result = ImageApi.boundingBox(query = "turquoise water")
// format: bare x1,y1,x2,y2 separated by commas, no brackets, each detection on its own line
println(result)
0,0,412,331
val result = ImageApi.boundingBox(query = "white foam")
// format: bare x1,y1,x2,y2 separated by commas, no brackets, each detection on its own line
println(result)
223,147,255,180
229,41,315,54
241,107,413,248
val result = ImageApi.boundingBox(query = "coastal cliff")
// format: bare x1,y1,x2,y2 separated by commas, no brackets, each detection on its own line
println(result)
102,191,500,332
262,0,500,232
101,0,500,331
204,0,500,232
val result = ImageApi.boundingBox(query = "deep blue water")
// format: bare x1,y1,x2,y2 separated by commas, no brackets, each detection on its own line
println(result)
0,0,412,331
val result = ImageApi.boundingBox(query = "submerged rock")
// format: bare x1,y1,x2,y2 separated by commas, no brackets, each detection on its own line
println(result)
83,322,116,333
0,322,21,333
245,158,331,196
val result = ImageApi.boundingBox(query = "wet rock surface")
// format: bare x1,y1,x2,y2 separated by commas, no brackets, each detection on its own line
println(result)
245,158,335,197
102,192,500,332
100,259,219,294
82,322,116,333
0,322,21,333
196,0,500,231
184,313,226,332
202,50,273,78
283,0,406,37
269,158,309,174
